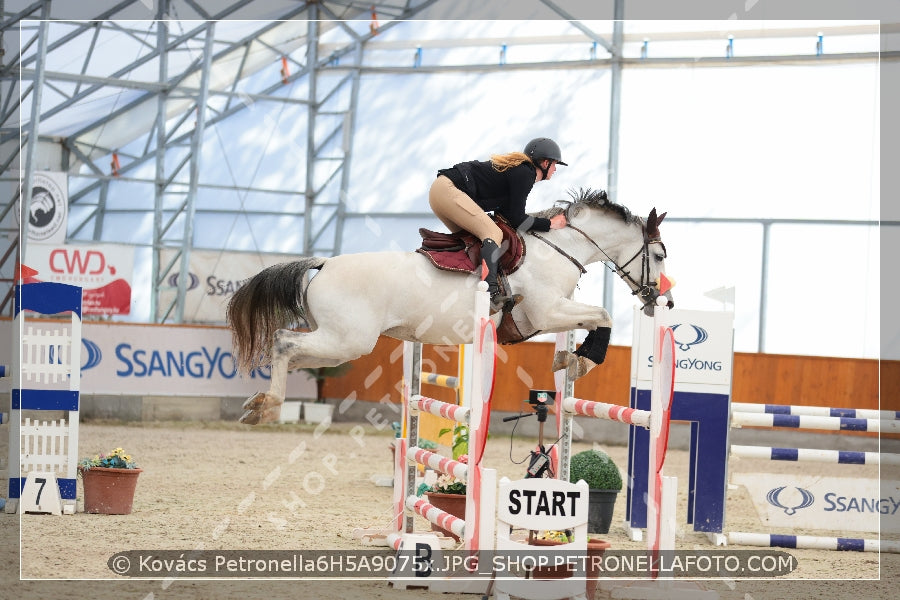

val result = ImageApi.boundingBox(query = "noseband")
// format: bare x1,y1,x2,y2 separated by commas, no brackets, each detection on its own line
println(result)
530,209,666,310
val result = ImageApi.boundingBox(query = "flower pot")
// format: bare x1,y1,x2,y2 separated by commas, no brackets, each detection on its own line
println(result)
278,400,302,423
424,491,466,541
587,489,619,534
80,467,142,515
303,402,334,424
586,538,611,597
527,537,610,591
528,538,574,579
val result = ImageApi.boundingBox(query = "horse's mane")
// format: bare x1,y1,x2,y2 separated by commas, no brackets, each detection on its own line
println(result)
531,187,639,225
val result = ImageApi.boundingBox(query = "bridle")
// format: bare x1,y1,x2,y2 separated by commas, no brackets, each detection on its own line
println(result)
529,208,668,310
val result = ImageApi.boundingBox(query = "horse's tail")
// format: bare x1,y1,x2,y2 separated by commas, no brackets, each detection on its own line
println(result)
226,257,327,374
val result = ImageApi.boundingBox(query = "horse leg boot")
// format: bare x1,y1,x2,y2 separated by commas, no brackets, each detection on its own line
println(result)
552,326,611,379
481,238,522,314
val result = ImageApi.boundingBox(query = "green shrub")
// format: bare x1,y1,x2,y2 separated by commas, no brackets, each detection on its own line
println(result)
569,449,623,491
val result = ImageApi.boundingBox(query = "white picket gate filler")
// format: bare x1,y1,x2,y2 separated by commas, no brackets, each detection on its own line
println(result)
6,282,83,515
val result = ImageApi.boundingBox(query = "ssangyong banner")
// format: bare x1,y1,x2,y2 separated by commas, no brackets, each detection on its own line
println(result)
632,307,734,386
0,319,314,398
24,242,134,315
733,472,900,534
157,249,298,323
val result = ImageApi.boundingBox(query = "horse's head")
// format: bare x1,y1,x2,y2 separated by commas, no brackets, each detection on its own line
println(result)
638,208,674,316
565,190,673,316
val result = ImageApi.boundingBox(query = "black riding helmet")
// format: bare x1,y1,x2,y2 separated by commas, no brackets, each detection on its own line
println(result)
524,137,568,179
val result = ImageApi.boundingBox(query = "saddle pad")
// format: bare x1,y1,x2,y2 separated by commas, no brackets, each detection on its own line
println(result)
416,216,525,275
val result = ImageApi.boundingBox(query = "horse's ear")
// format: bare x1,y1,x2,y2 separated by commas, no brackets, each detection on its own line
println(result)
647,208,658,235
657,211,667,226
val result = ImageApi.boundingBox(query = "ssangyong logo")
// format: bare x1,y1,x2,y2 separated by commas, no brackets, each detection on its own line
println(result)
81,338,103,371
167,272,200,291
767,486,815,516
648,322,723,372
671,323,709,351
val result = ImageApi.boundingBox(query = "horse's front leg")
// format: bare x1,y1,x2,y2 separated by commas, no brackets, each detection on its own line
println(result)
529,298,613,381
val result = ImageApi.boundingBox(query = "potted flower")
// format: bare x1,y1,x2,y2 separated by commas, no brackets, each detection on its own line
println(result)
529,530,577,579
438,423,468,459
527,529,610,592
569,448,622,534
419,454,467,541
77,447,142,515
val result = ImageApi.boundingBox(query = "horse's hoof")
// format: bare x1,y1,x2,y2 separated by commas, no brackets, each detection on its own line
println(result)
552,350,575,372
240,409,261,425
258,406,282,424
242,392,267,411
568,356,597,380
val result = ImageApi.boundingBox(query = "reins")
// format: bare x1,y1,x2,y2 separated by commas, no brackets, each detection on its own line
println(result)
529,211,666,310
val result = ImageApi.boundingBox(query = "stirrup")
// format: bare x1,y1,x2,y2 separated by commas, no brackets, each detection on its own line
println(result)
490,293,523,314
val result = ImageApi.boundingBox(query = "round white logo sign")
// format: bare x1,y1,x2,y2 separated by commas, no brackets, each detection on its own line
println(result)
17,172,68,242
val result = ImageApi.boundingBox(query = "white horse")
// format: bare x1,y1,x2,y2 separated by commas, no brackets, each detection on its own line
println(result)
227,189,672,424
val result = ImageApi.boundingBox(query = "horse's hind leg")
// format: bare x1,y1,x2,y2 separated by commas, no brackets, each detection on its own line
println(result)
240,327,374,425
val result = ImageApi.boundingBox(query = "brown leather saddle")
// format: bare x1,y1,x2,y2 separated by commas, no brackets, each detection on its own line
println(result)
415,215,526,275
416,216,531,345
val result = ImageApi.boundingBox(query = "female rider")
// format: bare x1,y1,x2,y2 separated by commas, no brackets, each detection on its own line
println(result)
429,137,568,312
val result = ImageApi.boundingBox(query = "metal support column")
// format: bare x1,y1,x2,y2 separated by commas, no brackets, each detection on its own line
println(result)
150,7,168,323
603,0,624,314
19,1,51,274
174,22,215,322
333,40,363,254
303,8,319,255
758,221,771,352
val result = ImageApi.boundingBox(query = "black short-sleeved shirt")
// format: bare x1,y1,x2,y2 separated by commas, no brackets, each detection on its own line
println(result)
437,160,551,232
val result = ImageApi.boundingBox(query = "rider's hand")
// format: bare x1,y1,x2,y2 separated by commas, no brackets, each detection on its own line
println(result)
549,214,567,229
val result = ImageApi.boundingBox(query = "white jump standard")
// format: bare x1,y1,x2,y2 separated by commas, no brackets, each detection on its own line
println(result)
385,282,498,595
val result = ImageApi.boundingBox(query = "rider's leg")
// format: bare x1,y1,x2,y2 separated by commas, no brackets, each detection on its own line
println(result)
480,238,522,313
429,176,501,241
429,176,519,312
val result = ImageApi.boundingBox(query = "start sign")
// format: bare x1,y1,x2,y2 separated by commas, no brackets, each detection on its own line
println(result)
498,478,589,532
508,488,581,517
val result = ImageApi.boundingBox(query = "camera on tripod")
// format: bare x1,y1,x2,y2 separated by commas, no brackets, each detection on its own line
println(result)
500,389,559,477
526,389,555,424
527,389,555,408
526,390,555,477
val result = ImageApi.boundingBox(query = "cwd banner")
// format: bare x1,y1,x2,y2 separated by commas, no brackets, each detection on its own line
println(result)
24,242,134,315
0,318,314,398
156,249,298,323
733,472,900,534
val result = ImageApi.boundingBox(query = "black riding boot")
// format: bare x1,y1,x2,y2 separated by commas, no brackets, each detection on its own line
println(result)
481,238,522,313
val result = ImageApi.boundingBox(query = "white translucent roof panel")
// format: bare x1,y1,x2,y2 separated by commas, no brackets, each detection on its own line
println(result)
348,68,612,214
618,62,879,220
